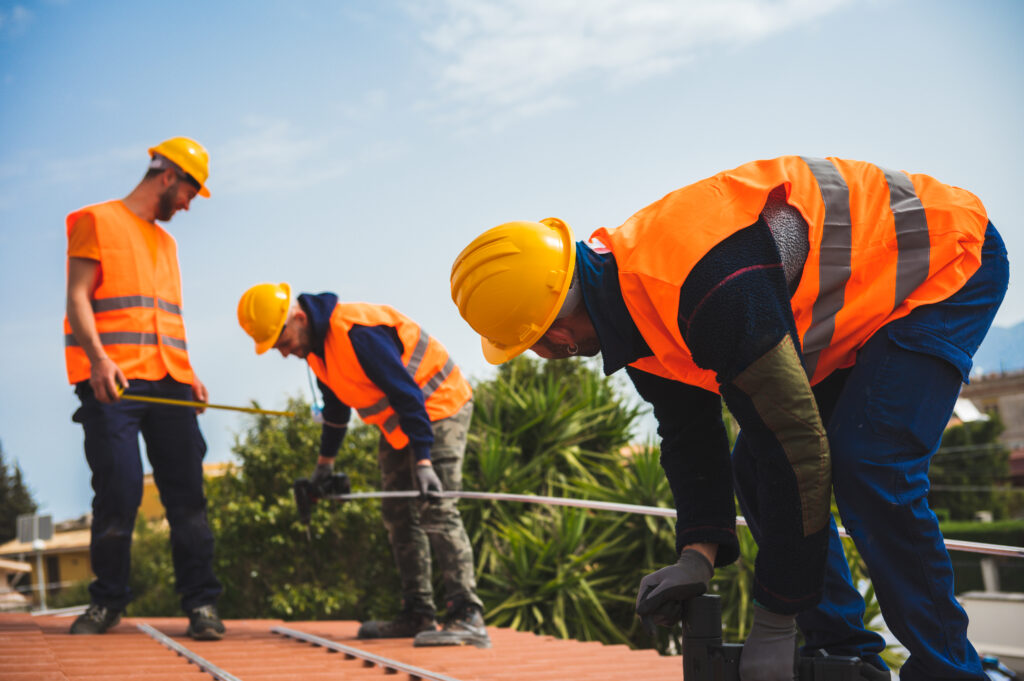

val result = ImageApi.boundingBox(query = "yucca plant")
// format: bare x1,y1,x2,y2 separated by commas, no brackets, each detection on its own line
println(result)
478,506,635,643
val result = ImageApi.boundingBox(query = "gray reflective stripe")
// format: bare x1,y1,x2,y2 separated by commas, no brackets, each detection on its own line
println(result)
422,358,455,400
65,331,156,347
157,298,183,315
880,166,930,310
356,330,450,426
92,295,154,312
65,332,186,350
405,329,430,377
799,157,852,379
161,335,188,350
91,296,183,315
357,396,391,419
380,413,400,433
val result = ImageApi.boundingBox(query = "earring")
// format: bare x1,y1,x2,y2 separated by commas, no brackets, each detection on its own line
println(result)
567,343,579,356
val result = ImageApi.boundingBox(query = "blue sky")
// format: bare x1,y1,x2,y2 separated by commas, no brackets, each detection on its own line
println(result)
1,0,1022,521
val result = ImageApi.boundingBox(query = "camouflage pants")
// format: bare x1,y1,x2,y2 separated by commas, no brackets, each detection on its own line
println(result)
379,400,482,615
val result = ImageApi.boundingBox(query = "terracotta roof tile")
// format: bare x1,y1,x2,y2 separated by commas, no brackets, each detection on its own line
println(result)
0,613,682,681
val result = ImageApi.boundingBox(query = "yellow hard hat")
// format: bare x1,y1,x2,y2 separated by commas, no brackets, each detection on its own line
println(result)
148,137,211,197
451,218,575,364
237,282,292,354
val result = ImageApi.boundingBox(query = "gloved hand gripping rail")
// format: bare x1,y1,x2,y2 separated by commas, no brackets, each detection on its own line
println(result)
293,472,351,526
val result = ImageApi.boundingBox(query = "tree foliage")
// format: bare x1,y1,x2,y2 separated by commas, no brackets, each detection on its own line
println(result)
930,413,1012,521
0,440,37,544
206,398,397,621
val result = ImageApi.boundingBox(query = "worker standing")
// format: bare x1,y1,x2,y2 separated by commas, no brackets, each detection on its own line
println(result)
237,284,490,648
450,156,1008,680
64,138,224,639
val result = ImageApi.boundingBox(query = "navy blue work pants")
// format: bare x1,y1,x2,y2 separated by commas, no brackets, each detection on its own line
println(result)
734,224,1008,680
73,376,222,613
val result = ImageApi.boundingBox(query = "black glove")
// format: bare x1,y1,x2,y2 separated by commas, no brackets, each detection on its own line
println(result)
310,461,334,495
415,463,443,499
739,605,798,681
636,549,713,631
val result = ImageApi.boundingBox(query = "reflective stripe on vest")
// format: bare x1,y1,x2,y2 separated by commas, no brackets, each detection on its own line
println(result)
355,329,457,432
799,157,932,378
90,295,183,315
64,332,187,351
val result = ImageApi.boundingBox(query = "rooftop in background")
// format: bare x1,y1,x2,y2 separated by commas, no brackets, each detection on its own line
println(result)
960,369,1024,485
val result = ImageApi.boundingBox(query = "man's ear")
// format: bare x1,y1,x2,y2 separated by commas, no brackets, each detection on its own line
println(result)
160,168,178,187
543,320,574,345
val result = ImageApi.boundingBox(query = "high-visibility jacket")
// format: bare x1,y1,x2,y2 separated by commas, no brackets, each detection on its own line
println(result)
307,303,472,450
594,156,989,392
63,200,194,385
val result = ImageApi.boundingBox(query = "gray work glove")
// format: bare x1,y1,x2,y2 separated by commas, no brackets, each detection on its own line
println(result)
415,463,443,499
310,461,334,496
739,605,798,681
635,549,714,631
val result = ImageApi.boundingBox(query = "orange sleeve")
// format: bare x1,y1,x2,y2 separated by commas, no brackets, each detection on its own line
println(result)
67,212,100,260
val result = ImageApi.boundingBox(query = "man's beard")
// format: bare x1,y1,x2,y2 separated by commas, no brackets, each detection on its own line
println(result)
155,183,178,222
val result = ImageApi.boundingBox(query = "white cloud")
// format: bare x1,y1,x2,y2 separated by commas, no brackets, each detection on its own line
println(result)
412,0,852,127
214,117,350,194
0,4,33,37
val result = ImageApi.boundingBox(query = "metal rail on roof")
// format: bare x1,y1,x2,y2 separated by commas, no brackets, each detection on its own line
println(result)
272,625,466,681
136,622,244,681
327,489,1024,559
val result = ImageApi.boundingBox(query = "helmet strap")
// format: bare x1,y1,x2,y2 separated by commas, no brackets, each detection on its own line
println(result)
555,267,581,320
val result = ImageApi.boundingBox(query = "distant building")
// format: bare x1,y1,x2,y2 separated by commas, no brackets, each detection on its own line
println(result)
0,557,32,612
960,369,1024,486
0,462,234,608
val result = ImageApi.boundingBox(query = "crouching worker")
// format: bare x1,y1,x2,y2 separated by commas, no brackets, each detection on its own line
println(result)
237,283,490,649
450,156,1008,680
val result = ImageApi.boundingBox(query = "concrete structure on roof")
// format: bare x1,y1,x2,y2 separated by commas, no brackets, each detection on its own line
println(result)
960,369,1024,486
0,557,31,612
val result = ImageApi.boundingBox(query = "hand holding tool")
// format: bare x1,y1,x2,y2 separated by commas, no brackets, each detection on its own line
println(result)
293,472,351,527
636,549,713,633
310,462,335,494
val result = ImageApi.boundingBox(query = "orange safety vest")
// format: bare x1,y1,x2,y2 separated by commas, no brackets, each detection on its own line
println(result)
306,303,472,450
63,201,194,385
593,156,989,392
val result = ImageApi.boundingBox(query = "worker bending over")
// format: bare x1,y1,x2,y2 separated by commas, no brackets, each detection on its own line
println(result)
64,137,224,640
450,156,1008,680
237,284,490,648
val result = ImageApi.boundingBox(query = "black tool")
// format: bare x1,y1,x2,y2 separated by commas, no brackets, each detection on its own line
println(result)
680,594,867,681
293,472,351,526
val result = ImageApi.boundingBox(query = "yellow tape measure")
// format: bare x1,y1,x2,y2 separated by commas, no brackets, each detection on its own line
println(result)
116,385,295,417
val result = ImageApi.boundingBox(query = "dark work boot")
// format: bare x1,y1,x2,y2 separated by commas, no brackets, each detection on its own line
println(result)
357,606,437,639
414,600,491,649
70,603,122,634
186,604,225,641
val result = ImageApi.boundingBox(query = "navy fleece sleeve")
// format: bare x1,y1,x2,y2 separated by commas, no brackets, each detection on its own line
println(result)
678,222,830,614
317,378,350,459
678,223,797,382
349,324,434,461
626,366,739,567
